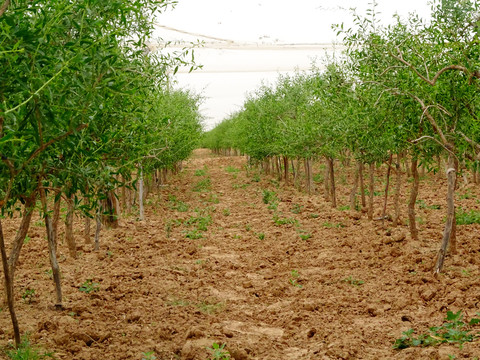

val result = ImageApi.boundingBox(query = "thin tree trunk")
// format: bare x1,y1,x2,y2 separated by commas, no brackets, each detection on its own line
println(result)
291,159,297,185
405,151,412,178
368,163,375,220
52,191,61,253
121,176,126,213
65,193,77,259
283,156,289,184
139,165,145,221
359,161,366,208
84,215,91,245
328,157,336,208
8,198,35,279
39,187,63,309
408,158,419,241
0,219,21,347
94,203,101,251
434,154,458,274
349,160,360,211
381,154,393,225
393,154,402,227
324,157,330,202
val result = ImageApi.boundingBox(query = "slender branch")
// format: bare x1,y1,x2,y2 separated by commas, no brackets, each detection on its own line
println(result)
0,0,10,17
391,47,480,86
411,135,457,158
21,123,88,171
4,57,74,115
412,95,448,144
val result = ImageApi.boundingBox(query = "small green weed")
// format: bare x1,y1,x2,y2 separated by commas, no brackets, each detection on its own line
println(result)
222,208,230,216
416,199,441,210
338,205,350,211
23,235,31,245
323,222,345,228
313,173,323,183
456,208,480,225
141,351,157,360
194,169,207,176
185,214,212,231
262,189,278,205
168,195,189,212
290,204,303,214
232,183,249,189
207,342,230,360
21,288,36,304
206,193,220,204
256,232,265,240
342,276,364,286
273,214,298,226
289,269,303,288
299,233,312,240
184,229,204,239
5,336,54,360
225,166,240,174
310,213,319,219
393,310,480,349
79,279,100,294
196,301,224,315
252,174,261,182
193,178,211,192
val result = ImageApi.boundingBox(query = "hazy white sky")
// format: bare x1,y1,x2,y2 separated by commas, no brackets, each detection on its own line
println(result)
154,0,432,129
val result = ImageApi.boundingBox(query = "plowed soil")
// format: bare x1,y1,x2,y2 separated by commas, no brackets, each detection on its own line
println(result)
1,149,480,359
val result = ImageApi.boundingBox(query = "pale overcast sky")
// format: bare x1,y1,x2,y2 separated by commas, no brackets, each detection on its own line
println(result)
154,0,432,130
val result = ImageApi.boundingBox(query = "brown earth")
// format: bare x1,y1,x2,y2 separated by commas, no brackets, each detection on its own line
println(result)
1,149,480,359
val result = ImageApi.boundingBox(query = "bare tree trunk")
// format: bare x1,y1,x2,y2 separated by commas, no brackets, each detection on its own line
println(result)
434,153,458,274
368,163,375,220
291,159,297,186
437,154,443,181
102,191,119,228
359,161,366,208
84,215,91,245
405,151,412,178
324,157,330,202
138,165,145,221
349,160,360,211
0,219,21,347
65,193,77,259
283,156,289,184
304,158,314,194
393,154,402,227
408,158,419,241
39,186,63,309
52,191,61,253
8,198,35,279
381,154,393,225
94,203,101,251
328,157,336,208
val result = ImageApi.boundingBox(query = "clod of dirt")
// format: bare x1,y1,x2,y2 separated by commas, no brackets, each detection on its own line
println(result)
181,338,212,360
306,328,316,338
420,288,436,302
37,320,58,332
230,347,249,360
185,327,205,339
126,312,142,323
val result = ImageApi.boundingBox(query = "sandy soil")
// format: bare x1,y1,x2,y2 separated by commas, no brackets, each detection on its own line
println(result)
1,149,480,359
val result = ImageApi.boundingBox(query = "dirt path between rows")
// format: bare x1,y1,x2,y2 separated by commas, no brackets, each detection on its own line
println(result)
1,149,480,359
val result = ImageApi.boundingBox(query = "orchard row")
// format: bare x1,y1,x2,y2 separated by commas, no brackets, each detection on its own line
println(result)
203,0,480,275
0,1,202,346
